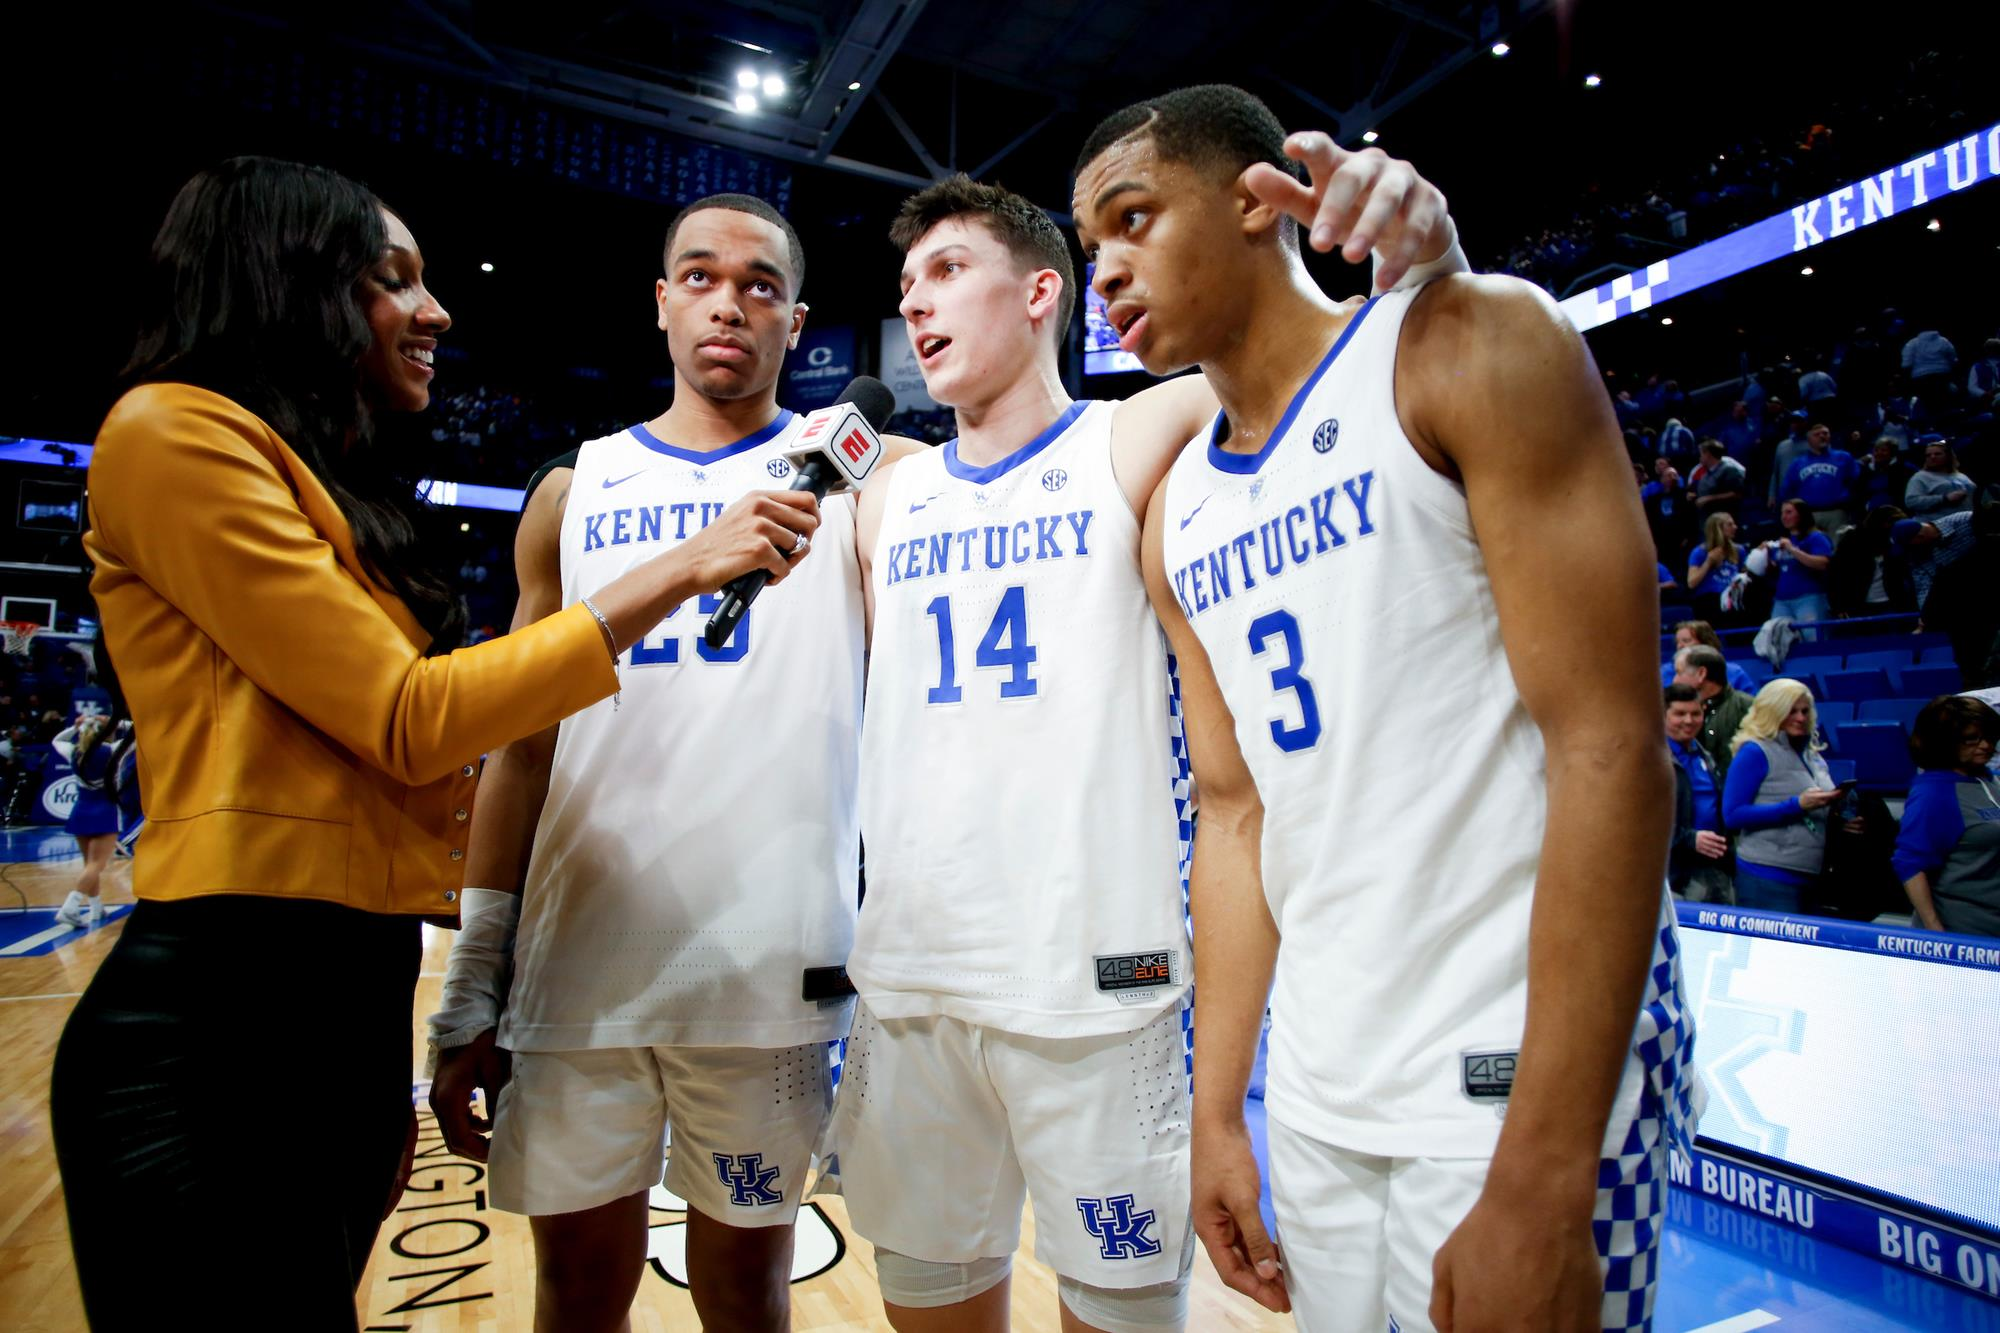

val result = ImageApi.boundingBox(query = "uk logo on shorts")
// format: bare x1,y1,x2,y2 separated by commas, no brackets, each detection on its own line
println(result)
714,1152,783,1206
1077,1194,1162,1260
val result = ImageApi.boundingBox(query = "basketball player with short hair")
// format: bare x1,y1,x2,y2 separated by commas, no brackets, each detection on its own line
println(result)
830,150,1466,1331
427,193,917,1333
1073,85,1695,1331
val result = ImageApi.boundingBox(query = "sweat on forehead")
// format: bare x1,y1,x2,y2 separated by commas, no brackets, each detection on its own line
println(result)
661,193,806,294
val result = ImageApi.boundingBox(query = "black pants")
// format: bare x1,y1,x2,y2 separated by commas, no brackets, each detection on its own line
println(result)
52,895,420,1330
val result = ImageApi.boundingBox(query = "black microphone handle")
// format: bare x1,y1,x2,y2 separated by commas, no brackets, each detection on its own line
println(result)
702,460,829,649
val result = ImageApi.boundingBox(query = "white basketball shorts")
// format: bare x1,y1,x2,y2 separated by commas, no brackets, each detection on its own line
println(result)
825,999,1191,1289
489,1042,831,1226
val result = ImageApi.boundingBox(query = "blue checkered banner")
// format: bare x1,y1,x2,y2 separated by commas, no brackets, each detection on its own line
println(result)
1559,121,2000,331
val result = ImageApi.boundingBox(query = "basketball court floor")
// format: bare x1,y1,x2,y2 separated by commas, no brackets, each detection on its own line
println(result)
0,830,1988,1331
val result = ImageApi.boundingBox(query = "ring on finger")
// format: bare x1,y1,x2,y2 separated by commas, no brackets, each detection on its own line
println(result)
791,530,810,554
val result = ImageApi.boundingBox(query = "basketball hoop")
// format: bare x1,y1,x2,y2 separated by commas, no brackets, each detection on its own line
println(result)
1,621,40,659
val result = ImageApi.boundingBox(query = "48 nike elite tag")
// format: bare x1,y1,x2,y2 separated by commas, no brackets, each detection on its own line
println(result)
1095,950,1179,1003
1461,1049,1518,1101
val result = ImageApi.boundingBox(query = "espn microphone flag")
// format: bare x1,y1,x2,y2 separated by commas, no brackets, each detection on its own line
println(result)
703,376,897,648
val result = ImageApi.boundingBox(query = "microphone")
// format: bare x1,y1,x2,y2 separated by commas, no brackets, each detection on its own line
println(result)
703,376,897,649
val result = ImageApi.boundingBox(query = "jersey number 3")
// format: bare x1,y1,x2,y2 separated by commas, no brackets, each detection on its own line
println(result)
1247,609,1321,752
925,586,1038,704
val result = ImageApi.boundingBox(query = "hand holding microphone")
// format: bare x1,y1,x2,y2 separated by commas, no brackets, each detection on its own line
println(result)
704,376,896,648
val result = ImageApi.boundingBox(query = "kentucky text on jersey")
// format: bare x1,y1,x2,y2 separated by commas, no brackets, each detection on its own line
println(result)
882,511,1096,586
1170,470,1378,620
582,501,730,551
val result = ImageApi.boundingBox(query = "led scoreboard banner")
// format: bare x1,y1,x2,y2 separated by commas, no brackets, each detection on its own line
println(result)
1675,903,2000,1303
1558,121,2000,331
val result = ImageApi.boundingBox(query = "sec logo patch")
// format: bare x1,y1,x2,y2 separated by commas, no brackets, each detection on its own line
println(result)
1312,418,1340,454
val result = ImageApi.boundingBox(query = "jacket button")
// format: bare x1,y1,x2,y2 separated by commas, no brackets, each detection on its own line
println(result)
455,808,469,821
461,764,476,778
449,848,464,861
443,889,458,903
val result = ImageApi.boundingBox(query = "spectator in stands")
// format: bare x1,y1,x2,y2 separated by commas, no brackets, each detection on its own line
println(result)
1796,355,1838,408
1782,423,1857,534
1894,696,2000,936
1716,401,1762,459
1676,644,1755,779
1690,439,1747,515
1767,411,1813,509
1904,439,1975,517
1667,683,1733,904
1857,437,1915,513
1667,621,1756,692
1766,501,1834,637
1969,339,2000,405
1659,416,1696,471
1656,561,1679,594
1684,514,1744,622
1828,506,1915,619
1894,512,1979,612
1902,326,1959,402
1642,458,1696,564
1724,679,1843,913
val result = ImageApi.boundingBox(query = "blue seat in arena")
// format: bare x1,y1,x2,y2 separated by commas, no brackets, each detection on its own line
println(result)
1824,759,1857,786
1833,721,1916,791
1819,668,1893,704
1815,701,1856,728
1779,656,1841,684
1859,698,1928,731
1919,644,1958,665
1845,649,1914,673
1895,663,1964,698
1738,658,1775,687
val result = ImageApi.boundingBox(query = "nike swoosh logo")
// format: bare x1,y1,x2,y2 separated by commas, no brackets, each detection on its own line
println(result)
602,471,646,489
1179,495,1212,530
908,494,945,513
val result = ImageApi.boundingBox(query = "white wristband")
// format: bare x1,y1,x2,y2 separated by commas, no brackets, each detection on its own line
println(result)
1373,215,1468,294
425,887,521,1052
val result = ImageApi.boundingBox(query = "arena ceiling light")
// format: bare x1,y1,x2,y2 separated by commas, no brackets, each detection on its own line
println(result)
479,262,494,273
848,80,862,90
1362,130,1379,143
763,74,785,97
736,68,759,89
734,91,758,113
1490,41,1510,56
1800,265,1815,276
1927,218,1942,231
1660,317,1674,326
1585,74,1602,88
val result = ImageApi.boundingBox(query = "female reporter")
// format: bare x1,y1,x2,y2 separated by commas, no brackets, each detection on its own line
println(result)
49,157,816,1328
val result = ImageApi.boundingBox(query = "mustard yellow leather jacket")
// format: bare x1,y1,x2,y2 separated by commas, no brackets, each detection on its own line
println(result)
86,383,615,915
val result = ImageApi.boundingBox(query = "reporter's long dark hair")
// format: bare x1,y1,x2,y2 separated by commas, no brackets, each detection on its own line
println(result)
123,156,465,650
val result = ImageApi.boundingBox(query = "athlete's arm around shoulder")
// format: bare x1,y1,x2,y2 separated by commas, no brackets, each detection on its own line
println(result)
1108,237,1476,519
855,434,930,643
1139,482,1290,1315
1398,274,1675,1328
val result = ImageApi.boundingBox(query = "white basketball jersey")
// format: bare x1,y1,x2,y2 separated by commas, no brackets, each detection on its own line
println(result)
851,400,1191,1038
1160,288,1686,1157
502,413,864,1051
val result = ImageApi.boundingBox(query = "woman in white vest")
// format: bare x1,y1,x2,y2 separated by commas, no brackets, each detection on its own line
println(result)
1721,679,1844,911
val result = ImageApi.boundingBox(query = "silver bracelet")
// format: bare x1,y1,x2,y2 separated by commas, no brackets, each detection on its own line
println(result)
580,596,617,657
580,596,621,710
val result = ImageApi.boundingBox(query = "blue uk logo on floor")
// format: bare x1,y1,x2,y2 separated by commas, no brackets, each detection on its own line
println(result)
0,904,132,957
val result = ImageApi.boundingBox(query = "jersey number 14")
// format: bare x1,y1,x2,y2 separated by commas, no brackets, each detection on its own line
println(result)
925,586,1038,704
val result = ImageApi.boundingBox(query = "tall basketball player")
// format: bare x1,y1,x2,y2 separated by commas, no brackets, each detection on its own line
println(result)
830,151,1465,1330
1075,86,1697,1331
427,194,917,1333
